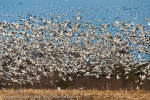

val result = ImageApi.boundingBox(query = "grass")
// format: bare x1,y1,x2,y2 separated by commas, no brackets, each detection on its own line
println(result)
0,89,150,100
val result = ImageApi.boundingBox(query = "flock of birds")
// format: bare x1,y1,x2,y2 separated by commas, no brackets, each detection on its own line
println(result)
0,0,150,90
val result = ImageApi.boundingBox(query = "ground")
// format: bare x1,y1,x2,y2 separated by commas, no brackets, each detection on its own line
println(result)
0,89,150,100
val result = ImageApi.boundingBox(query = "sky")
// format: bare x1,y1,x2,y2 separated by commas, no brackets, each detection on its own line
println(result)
0,0,132,9
0,0,149,61
0,0,150,22
0,0,149,26
0,0,149,12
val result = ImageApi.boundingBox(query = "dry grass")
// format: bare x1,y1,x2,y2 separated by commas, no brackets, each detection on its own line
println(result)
0,89,150,100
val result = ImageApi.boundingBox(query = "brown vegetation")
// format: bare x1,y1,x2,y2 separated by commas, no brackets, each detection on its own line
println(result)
0,89,150,100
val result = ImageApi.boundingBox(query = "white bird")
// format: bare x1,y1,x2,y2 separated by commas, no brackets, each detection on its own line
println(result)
141,74,146,80
138,54,141,59
57,87,61,91
148,21,150,26
106,73,111,79
125,71,129,74
136,86,139,90
74,16,81,20
140,82,143,85
115,19,119,25
135,80,139,82
117,74,120,79
125,76,129,79
78,87,86,90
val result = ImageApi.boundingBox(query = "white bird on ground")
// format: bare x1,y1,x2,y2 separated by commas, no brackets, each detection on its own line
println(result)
78,87,86,90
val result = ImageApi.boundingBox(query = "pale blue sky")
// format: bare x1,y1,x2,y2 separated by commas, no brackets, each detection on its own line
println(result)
0,0,150,36
0,0,148,12
0,0,150,24
0,0,149,61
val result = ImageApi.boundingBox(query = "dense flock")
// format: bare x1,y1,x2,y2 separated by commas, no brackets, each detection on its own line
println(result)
0,0,150,89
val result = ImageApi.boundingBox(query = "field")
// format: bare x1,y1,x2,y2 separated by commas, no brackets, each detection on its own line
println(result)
0,89,150,100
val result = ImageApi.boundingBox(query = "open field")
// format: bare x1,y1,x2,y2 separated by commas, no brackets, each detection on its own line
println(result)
0,89,150,100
